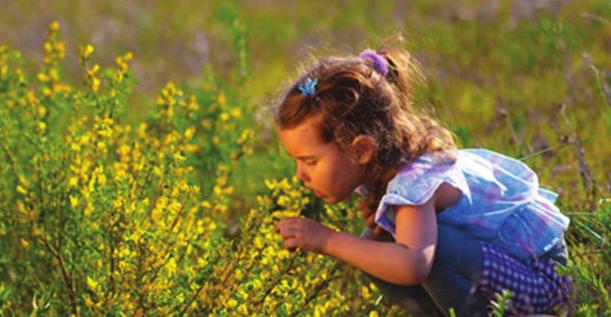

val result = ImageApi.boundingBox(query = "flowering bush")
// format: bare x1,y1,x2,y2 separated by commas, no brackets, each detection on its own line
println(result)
0,21,402,316
2,15,608,316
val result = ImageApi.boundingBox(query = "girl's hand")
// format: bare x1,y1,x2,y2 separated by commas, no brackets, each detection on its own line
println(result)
274,217,334,254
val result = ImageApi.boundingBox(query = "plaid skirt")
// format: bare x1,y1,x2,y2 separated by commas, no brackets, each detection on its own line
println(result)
477,241,572,315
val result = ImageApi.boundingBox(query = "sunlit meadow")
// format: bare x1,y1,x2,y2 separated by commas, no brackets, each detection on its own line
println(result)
0,1,609,316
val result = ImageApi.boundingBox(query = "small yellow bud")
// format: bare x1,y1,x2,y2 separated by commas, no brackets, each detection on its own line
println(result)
123,51,133,61
92,77,101,92
37,72,49,82
16,185,27,195
82,44,94,59
184,127,195,140
49,68,59,81
89,64,100,75
38,106,47,117
230,107,242,118
43,42,53,53
37,121,47,133
18,175,30,187
227,299,237,309
217,91,226,106
70,196,78,208
49,21,60,32
86,277,98,290
98,173,106,186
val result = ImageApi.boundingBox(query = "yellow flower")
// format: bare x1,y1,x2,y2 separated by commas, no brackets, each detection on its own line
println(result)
91,77,101,92
16,185,27,195
360,286,371,300
84,204,93,217
49,68,59,81
226,298,237,309
369,311,379,317
254,236,264,249
208,222,217,231
123,51,133,62
54,42,66,58
37,72,49,82
237,304,248,314
86,277,98,290
197,257,208,268
38,106,47,117
82,44,94,59
173,152,186,162
252,279,262,290
68,177,78,188
37,122,47,133
230,107,242,118
97,173,106,186
184,127,195,140
70,196,78,208
217,91,226,106
49,21,60,32
18,175,30,187
84,296,94,307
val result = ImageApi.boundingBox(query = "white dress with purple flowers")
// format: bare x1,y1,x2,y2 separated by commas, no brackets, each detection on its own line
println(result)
372,148,571,314
374,148,569,260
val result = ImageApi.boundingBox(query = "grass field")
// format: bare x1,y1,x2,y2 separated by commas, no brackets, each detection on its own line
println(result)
0,0,609,315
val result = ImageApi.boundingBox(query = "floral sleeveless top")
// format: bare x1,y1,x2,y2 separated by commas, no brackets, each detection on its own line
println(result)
371,149,570,260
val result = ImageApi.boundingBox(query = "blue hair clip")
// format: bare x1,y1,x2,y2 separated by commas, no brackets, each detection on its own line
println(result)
298,77,318,97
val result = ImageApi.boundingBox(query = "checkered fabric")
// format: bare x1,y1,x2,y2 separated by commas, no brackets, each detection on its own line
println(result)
477,241,571,315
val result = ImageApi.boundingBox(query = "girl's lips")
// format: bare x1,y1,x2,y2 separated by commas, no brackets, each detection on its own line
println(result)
315,190,323,198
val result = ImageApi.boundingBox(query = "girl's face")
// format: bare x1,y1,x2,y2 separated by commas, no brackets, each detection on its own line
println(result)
279,116,367,203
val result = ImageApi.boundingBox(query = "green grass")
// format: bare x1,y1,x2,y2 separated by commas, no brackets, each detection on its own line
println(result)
0,0,609,314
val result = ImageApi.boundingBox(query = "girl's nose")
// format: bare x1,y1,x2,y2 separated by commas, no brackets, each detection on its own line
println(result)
295,162,310,183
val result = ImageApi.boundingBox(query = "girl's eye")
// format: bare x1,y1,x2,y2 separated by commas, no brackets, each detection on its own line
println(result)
305,160,317,166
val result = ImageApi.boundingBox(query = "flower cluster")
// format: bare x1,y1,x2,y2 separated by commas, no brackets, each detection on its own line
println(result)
0,21,400,316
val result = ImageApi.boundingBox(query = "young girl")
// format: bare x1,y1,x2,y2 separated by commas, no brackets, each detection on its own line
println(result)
272,39,571,316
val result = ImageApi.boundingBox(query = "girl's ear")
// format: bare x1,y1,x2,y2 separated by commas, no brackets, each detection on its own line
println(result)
350,135,377,164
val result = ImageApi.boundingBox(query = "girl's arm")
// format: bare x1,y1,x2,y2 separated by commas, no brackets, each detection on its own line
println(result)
276,184,457,286
324,196,437,286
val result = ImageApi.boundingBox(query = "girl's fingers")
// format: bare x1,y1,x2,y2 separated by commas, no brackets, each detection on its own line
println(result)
278,226,291,237
278,226,302,241
284,238,299,252
275,218,299,234
366,213,376,229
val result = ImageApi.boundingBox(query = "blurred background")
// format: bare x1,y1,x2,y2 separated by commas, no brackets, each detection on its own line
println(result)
1,1,610,314
1,0,609,208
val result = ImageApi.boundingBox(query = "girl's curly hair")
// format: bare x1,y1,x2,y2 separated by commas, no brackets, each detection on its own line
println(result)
272,36,456,216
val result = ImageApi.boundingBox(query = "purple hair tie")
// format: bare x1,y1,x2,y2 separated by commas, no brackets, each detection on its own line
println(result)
359,49,388,77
